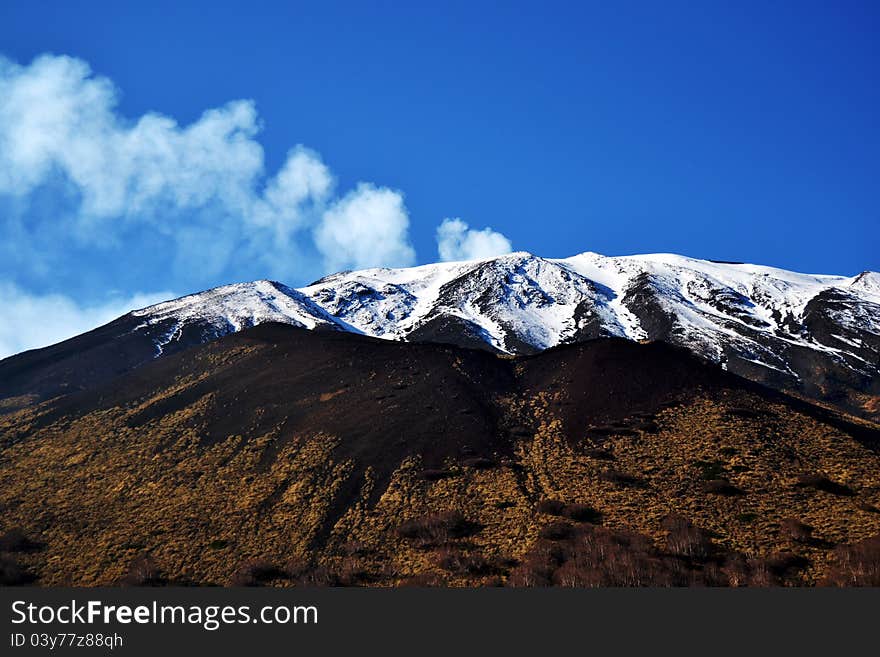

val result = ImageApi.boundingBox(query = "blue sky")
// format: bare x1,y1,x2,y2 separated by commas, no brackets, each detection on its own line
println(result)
0,1,877,356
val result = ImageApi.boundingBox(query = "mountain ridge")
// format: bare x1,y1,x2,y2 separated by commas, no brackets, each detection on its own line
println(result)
1,251,878,421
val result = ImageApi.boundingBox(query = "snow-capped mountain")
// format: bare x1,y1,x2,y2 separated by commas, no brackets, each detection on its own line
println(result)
298,253,879,414
3,251,878,420
130,280,342,355
151,252,880,417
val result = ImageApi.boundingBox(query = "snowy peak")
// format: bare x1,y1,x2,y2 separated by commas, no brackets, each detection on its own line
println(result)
118,251,878,420
415,253,613,352
131,280,342,355
297,251,878,419
848,271,880,300
301,253,627,353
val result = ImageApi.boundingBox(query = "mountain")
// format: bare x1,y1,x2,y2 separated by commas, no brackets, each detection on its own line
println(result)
2,323,879,586
302,252,880,421
0,280,341,411
2,251,878,421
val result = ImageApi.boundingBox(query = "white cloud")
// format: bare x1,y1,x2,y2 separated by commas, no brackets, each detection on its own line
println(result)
0,55,265,220
314,183,416,272
436,218,513,262
0,283,172,359
0,53,414,281
249,145,334,238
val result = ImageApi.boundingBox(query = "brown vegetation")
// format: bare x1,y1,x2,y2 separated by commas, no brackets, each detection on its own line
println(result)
1,324,879,586
823,536,880,586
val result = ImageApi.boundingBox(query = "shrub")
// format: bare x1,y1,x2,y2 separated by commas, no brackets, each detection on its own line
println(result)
552,559,605,587
703,479,744,496
397,511,479,545
400,572,445,587
230,560,284,586
434,549,497,577
539,522,575,541
285,557,360,586
724,553,806,587
699,562,730,587
661,514,713,561
510,514,814,587
284,557,312,580
336,557,374,585
0,528,39,553
824,535,880,586
693,460,726,481
746,558,777,587
295,565,343,587
584,448,615,460
795,474,854,496
598,469,644,488
536,499,565,516
121,554,163,586
562,504,602,524
506,545,561,587
781,518,814,543
531,525,685,587
720,554,751,587
0,555,34,586
339,541,371,557
507,565,552,587
508,522,761,587
764,552,808,576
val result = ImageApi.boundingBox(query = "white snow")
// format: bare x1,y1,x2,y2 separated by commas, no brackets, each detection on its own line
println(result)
131,280,340,355
128,252,879,380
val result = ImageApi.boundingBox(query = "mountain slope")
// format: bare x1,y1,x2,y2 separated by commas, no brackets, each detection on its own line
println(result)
2,324,878,586
130,279,344,355
1,252,877,420
0,280,342,412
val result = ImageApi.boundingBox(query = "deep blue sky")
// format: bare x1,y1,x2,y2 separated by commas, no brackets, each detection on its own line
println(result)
1,0,878,298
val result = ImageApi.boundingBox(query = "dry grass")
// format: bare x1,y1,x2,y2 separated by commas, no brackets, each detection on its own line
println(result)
1,355,879,586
